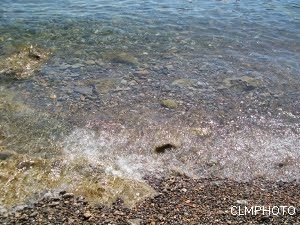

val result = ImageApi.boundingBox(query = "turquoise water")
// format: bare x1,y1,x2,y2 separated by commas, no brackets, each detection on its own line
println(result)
1,0,299,70
0,0,299,207
0,1,299,120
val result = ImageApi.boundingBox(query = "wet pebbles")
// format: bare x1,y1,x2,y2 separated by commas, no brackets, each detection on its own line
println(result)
1,174,299,224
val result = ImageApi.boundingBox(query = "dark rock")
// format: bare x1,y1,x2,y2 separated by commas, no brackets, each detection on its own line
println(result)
62,193,74,199
0,131,5,141
0,151,14,160
59,190,67,195
155,143,177,153
259,215,271,223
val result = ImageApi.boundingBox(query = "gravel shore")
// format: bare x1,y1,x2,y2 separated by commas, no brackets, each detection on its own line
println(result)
1,174,299,225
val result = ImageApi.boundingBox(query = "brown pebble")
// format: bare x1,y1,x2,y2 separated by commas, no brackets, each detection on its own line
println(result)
48,202,59,207
29,212,38,217
62,193,74,199
17,160,36,170
50,94,57,100
83,211,92,219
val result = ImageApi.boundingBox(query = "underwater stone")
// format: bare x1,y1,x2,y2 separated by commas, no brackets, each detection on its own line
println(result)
161,99,178,109
190,127,211,138
95,78,120,94
172,78,196,88
0,130,5,142
48,201,60,207
17,160,36,170
0,151,14,160
104,52,138,66
134,69,149,77
0,205,7,215
154,139,181,154
0,45,50,79
29,212,38,217
70,63,84,69
85,60,96,65
166,64,174,70
74,86,93,96
223,76,261,91
128,80,138,86
62,193,74,199
155,143,177,153
50,94,57,100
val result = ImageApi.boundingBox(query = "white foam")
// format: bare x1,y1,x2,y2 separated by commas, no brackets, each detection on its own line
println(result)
61,117,300,182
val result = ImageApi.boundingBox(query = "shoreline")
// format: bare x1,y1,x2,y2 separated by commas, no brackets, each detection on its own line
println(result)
1,174,299,224
0,1,299,224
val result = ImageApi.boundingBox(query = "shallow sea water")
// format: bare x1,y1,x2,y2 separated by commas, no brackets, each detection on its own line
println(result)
0,0,299,207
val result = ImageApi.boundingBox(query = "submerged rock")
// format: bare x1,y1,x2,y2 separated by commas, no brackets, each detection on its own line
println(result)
85,60,96,65
190,127,211,138
0,130,5,144
0,151,15,160
17,160,37,170
223,76,261,91
154,143,178,153
154,137,181,154
172,78,196,88
74,86,93,96
0,94,22,112
161,99,178,109
103,52,138,66
70,63,84,69
0,45,50,79
95,78,121,94
134,69,149,77
61,192,74,199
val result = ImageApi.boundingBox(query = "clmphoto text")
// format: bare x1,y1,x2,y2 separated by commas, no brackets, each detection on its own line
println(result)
231,206,297,216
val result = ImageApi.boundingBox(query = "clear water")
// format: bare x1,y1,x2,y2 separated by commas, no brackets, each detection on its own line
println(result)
0,0,299,207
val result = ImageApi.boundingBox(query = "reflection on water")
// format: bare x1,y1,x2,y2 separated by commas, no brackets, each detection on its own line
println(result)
0,0,299,208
